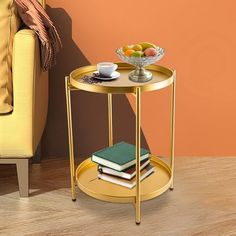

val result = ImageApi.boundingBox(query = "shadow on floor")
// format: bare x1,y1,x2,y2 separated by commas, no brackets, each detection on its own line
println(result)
0,158,72,197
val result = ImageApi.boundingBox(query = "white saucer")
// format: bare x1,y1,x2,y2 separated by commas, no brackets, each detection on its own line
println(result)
93,71,120,81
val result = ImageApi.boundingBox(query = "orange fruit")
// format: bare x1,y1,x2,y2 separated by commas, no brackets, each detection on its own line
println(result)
124,49,135,57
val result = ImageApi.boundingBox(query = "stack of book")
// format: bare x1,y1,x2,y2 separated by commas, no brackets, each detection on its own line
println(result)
91,141,154,189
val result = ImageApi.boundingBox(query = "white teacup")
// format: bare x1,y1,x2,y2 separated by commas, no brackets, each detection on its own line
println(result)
97,62,118,77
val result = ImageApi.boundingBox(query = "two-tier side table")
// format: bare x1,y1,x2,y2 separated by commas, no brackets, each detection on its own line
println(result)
65,62,176,224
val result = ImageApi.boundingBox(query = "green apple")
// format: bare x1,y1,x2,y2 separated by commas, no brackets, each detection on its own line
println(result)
131,51,144,57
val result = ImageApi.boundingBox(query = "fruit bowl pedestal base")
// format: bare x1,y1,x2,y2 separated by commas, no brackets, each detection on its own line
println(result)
129,66,152,83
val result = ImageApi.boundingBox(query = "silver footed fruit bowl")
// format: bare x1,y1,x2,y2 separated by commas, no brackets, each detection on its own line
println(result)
116,46,165,83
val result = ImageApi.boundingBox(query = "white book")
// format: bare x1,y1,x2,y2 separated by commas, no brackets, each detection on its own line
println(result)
98,164,154,189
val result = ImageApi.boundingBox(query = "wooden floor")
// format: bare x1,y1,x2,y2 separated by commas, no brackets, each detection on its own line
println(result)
0,157,236,236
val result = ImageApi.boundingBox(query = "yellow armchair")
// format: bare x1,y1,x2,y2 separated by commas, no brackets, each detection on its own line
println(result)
0,0,48,197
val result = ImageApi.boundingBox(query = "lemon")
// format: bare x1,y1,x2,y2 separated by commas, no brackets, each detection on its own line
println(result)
132,44,143,51
122,45,131,52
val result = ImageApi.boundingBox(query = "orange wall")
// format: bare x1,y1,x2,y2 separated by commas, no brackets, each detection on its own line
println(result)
45,0,236,156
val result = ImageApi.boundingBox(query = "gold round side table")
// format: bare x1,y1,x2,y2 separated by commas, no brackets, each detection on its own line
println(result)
65,62,176,224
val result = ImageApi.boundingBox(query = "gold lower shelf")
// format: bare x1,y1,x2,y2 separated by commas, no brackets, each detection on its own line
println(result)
76,155,172,203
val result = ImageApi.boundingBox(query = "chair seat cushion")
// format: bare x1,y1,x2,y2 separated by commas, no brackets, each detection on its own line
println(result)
0,0,21,114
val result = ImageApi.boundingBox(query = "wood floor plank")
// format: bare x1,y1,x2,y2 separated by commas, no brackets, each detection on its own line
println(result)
0,157,235,236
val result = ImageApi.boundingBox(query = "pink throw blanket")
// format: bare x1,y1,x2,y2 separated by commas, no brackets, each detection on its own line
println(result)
14,0,62,71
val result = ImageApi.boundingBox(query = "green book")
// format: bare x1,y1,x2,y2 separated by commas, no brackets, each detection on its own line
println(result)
92,142,149,171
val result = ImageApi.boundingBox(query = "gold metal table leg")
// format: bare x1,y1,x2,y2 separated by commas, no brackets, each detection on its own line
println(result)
65,76,76,201
108,93,113,147
135,87,141,224
170,72,176,190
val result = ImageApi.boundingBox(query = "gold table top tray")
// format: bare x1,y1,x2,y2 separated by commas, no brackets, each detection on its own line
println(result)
70,62,174,94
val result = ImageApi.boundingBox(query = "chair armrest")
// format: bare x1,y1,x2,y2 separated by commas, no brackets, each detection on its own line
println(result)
12,29,41,113
7,29,48,157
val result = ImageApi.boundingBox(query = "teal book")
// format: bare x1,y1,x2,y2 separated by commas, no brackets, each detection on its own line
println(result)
92,142,149,171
